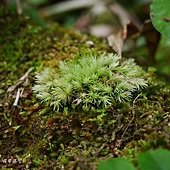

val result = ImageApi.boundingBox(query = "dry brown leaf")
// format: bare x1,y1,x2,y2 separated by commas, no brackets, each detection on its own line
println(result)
107,2,143,56
107,29,126,57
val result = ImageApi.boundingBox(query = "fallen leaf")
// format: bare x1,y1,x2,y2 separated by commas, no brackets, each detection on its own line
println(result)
107,29,125,56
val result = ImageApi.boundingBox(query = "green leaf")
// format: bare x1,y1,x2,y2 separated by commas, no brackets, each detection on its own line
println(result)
150,0,170,37
138,149,170,170
97,158,136,170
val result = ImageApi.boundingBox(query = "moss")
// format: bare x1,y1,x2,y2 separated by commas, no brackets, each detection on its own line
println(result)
33,51,147,112
0,10,170,169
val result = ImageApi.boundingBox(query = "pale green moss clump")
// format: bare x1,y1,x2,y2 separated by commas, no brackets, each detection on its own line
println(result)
33,51,147,112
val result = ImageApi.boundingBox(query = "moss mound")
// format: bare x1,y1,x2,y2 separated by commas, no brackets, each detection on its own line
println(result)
0,10,170,169
33,51,147,112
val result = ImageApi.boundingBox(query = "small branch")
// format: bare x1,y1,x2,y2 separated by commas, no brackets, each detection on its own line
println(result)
19,67,33,81
7,67,33,93
13,88,24,106
119,94,141,146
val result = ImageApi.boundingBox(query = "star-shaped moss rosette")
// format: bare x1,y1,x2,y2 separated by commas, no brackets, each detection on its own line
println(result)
33,51,147,112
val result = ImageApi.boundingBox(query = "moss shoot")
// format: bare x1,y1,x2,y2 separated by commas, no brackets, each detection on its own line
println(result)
33,51,147,112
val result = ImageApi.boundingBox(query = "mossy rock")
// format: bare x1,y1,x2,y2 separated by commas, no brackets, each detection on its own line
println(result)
0,9,170,169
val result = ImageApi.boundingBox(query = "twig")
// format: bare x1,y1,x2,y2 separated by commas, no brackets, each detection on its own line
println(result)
13,88,24,106
19,67,33,81
7,67,33,93
119,94,141,146
7,81,22,93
